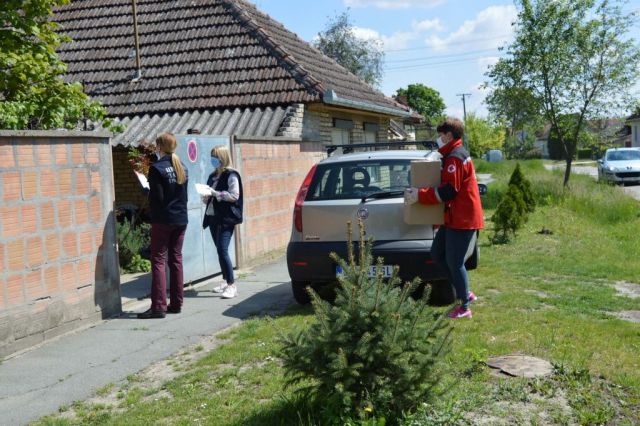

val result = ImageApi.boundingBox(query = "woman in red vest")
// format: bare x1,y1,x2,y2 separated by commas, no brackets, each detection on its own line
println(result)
405,118,484,319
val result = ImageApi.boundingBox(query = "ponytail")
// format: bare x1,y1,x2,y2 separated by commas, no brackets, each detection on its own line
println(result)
171,153,186,185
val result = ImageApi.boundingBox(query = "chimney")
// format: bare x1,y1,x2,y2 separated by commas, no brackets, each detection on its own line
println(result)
187,128,201,135
396,95,408,106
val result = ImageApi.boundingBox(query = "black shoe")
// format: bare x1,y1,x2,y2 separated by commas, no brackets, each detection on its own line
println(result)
137,309,166,319
167,305,181,314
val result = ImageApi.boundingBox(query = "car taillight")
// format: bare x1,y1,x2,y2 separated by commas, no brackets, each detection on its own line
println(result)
294,165,317,233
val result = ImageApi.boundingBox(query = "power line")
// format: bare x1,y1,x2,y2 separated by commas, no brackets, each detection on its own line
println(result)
386,47,500,64
385,54,505,71
384,33,513,53
456,93,472,123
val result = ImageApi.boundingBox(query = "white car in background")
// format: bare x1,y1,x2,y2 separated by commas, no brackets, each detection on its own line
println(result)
597,148,640,184
286,142,482,305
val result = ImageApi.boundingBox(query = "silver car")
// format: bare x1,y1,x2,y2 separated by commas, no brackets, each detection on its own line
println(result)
286,143,479,305
597,148,640,184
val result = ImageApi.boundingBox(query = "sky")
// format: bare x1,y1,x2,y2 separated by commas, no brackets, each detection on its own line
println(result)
249,0,640,119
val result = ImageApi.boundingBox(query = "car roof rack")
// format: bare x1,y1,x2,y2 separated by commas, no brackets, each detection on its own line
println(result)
325,140,437,156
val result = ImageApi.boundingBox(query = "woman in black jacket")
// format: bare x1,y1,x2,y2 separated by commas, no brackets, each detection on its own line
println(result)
137,133,188,319
202,145,243,299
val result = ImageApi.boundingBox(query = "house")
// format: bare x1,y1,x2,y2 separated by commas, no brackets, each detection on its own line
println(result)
625,110,640,147
535,119,626,159
53,0,412,267
388,96,426,142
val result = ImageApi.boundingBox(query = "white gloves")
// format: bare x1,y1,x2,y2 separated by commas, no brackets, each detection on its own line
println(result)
405,187,419,204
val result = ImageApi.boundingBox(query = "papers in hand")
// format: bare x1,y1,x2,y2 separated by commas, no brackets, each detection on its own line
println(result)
134,171,149,189
195,183,212,196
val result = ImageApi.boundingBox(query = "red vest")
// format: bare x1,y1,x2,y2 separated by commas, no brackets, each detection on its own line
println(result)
418,139,484,230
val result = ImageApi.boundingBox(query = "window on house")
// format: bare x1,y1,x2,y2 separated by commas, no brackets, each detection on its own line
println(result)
332,129,350,144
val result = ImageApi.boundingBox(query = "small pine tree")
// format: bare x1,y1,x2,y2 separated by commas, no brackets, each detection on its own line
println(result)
490,194,523,243
508,163,536,213
507,184,527,220
274,220,452,421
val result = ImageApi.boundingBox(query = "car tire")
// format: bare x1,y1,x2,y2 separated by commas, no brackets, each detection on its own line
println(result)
427,280,456,306
464,238,479,271
291,280,312,305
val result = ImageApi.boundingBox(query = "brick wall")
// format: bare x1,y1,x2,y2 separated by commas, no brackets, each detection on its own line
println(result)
234,138,324,266
112,145,148,213
0,131,120,358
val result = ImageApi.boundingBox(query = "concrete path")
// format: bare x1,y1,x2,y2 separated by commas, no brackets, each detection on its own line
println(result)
544,163,640,201
0,257,294,426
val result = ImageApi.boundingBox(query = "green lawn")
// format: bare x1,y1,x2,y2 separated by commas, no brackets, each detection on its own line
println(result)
36,160,640,425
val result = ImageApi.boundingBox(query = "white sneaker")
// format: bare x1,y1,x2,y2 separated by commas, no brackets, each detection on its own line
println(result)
213,281,228,293
221,285,237,299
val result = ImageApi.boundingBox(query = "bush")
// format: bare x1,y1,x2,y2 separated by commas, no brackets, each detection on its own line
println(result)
521,147,542,160
508,162,536,213
577,148,592,160
117,219,151,274
490,193,523,244
274,220,452,422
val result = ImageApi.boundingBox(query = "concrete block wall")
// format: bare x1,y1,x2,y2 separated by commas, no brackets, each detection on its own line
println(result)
0,131,121,358
234,137,324,266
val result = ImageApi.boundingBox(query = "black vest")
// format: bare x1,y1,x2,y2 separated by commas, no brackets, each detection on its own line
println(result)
203,169,243,228
149,155,188,225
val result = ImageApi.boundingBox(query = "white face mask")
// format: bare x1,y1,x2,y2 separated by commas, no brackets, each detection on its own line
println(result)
436,136,446,149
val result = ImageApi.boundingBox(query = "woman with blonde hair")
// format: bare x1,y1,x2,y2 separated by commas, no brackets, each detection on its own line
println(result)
202,145,243,299
137,132,189,319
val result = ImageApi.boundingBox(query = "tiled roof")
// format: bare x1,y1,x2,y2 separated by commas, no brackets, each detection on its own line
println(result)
54,0,405,117
93,106,291,147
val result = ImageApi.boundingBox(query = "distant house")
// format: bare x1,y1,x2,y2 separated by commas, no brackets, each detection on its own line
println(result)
53,0,411,206
625,111,640,148
535,119,626,159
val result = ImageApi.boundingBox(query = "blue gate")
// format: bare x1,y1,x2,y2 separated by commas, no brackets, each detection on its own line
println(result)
174,135,235,283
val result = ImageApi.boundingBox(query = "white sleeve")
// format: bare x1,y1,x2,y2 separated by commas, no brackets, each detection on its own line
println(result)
217,174,240,202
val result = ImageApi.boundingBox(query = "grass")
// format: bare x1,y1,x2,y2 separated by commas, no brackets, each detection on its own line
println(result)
34,160,640,425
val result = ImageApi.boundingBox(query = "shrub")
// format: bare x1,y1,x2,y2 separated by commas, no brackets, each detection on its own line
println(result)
577,148,592,160
116,219,151,274
508,162,536,213
490,193,523,244
274,220,452,422
521,147,542,160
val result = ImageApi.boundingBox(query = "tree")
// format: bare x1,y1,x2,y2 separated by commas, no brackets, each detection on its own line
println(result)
396,83,446,121
464,111,505,158
0,0,112,130
486,0,640,187
314,11,385,87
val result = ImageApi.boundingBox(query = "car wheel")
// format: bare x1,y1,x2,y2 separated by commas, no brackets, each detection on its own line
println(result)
427,280,456,306
291,280,312,305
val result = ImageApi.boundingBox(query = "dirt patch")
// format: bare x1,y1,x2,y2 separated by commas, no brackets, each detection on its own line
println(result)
609,310,640,324
610,281,640,299
487,289,501,294
524,289,549,298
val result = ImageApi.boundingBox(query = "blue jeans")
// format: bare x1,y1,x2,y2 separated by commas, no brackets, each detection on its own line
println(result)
431,227,476,310
209,223,235,284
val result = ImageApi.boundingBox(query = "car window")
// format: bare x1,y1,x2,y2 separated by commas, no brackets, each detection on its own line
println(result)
307,160,413,201
607,150,640,161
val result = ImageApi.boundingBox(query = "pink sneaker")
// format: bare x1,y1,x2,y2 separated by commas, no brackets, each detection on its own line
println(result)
447,306,472,319
468,291,477,303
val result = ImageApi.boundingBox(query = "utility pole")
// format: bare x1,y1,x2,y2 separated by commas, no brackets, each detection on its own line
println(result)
456,93,471,123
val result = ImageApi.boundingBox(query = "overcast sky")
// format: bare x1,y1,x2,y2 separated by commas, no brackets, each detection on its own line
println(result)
250,0,640,119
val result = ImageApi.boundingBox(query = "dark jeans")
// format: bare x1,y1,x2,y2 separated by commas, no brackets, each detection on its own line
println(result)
150,223,187,311
209,222,235,284
431,226,476,310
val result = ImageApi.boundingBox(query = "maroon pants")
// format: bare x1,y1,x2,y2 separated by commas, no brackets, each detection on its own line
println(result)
150,223,187,311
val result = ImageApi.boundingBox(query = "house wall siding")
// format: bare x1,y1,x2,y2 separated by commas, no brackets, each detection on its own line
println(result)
0,131,121,358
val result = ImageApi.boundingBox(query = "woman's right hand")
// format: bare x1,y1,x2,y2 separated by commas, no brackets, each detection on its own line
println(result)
202,195,210,204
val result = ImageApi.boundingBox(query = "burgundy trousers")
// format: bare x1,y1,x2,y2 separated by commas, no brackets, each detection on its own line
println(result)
149,223,187,311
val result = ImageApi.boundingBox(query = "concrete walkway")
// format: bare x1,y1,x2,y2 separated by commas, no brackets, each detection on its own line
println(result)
0,257,294,426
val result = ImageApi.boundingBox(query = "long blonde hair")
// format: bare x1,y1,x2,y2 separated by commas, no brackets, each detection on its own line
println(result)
210,145,234,176
155,132,186,184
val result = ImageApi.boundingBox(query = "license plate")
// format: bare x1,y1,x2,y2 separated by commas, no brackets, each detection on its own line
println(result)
336,265,393,278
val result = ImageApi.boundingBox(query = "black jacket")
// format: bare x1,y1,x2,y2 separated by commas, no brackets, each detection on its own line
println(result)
203,169,243,228
147,155,189,225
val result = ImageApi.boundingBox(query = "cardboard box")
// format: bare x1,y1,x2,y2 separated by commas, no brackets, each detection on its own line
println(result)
404,160,444,225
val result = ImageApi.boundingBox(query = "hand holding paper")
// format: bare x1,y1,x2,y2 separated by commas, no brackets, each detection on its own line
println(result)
134,171,150,190
195,183,213,196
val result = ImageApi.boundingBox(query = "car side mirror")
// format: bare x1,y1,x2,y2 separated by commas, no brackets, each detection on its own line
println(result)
478,183,487,196
597,159,603,164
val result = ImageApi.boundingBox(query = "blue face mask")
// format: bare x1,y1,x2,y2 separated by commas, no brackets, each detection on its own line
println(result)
210,157,221,168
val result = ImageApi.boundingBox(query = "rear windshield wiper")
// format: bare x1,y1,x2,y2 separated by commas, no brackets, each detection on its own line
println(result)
361,190,404,203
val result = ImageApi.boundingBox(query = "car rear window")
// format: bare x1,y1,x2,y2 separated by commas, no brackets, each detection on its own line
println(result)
306,160,413,201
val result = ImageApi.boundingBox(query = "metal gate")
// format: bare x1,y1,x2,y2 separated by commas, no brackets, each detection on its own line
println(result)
174,135,235,283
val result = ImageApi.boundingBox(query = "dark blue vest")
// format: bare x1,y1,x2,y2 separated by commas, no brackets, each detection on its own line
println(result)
149,155,189,225
203,169,243,228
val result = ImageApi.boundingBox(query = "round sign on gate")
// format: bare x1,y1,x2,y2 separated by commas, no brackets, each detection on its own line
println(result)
187,140,197,163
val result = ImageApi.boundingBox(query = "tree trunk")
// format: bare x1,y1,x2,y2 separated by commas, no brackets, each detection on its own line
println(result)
564,149,574,187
